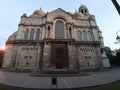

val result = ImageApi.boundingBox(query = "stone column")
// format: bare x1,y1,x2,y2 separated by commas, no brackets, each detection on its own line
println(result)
42,43,51,71
10,44,18,70
41,26,45,39
49,25,52,38
42,25,46,39
46,25,48,38
66,24,69,39
15,45,20,70
95,46,103,70
68,43,76,70
35,44,40,71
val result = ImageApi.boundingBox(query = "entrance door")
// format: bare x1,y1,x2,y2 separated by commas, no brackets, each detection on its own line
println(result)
51,44,68,69
55,47,64,69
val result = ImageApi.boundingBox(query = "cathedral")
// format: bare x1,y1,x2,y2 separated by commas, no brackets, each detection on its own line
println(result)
2,5,110,72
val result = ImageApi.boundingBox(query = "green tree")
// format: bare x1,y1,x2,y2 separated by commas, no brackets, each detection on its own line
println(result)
104,47,116,65
115,49,120,65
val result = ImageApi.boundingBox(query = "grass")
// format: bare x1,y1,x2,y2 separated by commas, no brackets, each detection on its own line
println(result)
0,81,120,90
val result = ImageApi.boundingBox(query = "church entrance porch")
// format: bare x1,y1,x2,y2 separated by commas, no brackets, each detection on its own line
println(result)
55,47,65,69
41,39,79,74
51,44,68,70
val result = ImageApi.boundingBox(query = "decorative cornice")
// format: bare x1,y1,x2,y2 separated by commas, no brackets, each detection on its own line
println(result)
6,40,100,46
19,23,42,27
6,40,43,45
75,41,100,45
73,25,98,29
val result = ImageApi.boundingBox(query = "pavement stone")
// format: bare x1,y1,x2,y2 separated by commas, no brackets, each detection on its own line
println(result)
0,67,120,89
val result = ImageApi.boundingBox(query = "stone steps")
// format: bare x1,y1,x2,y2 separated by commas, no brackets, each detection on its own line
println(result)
31,71,89,77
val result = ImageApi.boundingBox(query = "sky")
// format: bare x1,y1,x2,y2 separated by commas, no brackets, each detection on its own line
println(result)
0,0,120,50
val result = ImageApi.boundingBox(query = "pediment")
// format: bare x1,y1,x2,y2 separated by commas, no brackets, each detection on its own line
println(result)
47,8,73,22
49,8,72,16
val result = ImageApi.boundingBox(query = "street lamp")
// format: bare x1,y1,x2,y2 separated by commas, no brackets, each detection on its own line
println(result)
111,0,120,43
115,30,120,44
116,30,120,40
111,0,120,15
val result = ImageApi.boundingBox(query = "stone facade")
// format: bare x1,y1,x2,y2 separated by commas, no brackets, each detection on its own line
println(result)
2,5,110,72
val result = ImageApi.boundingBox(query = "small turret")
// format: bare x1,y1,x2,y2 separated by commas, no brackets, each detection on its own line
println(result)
79,4,89,14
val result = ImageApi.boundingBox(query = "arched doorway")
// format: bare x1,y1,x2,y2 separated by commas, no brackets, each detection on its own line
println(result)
51,45,68,69
55,47,64,69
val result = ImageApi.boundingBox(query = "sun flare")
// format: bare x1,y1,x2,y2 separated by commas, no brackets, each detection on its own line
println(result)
2,45,6,51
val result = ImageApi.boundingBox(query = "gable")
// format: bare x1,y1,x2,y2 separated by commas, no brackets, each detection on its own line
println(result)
47,8,73,23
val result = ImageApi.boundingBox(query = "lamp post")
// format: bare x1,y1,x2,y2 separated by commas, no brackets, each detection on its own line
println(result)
115,30,120,44
111,0,120,15
116,30,120,40
111,0,120,43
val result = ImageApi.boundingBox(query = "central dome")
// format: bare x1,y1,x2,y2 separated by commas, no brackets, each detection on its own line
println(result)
33,9,45,16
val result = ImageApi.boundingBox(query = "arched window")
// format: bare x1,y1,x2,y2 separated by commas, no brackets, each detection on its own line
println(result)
35,29,40,40
24,29,29,40
81,9,88,14
77,31,82,41
48,26,50,38
87,31,93,41
69,27,72,38
83,31,87,41
30,29,34,40
55,20,64,38
84,9,87,13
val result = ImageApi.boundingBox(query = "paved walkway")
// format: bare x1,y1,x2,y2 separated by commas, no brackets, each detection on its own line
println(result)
0,67,120,89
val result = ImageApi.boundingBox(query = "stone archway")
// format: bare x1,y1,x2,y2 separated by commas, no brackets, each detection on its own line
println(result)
51,44,68,69
55,47,64,69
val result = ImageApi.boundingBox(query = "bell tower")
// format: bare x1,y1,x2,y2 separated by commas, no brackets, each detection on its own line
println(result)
79,4,89,14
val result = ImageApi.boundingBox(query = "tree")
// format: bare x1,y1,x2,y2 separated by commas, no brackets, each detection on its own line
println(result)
104,47,116,65
115,49,120,65
104,47,120,65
